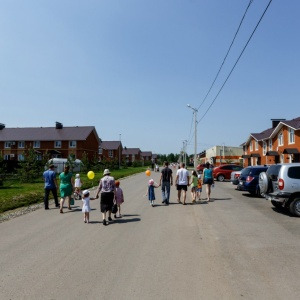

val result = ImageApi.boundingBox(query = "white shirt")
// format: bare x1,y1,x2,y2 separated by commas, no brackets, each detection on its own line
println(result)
176,168,189,185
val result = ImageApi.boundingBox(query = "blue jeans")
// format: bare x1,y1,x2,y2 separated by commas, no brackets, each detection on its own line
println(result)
161,181,171,203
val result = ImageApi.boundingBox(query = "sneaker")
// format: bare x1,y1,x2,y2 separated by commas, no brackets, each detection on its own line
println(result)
103,220,107,226
114,214,117,218
108,217,112,221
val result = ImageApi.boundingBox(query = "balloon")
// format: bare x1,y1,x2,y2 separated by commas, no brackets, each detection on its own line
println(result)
145,170,151,176
87,171,95,180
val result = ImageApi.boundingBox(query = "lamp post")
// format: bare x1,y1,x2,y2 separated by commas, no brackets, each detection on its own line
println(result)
187,104,198,170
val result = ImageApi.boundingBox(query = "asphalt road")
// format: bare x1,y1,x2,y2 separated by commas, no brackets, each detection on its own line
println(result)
1,170,300,300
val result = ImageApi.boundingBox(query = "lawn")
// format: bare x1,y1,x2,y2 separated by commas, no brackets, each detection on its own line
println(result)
0,167,148,214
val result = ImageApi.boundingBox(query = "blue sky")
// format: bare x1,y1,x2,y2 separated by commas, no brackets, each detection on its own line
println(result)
1,0,299,156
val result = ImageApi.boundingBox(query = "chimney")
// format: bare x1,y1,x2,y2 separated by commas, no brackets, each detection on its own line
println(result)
0,123,5,130
56,122,63,129
271,119,285,128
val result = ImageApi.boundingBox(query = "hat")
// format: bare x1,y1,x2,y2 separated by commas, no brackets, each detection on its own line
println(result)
76,174,80,178
103,169,110,176
83,190,90,196
149,179,154,185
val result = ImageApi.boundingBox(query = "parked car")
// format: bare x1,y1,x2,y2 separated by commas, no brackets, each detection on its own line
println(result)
237,165,269,197
213,164,243,182
230,170,242,185
259,163,300,217
197,164,207,172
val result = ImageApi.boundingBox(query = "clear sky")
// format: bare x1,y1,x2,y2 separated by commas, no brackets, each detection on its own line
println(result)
1,0,299,156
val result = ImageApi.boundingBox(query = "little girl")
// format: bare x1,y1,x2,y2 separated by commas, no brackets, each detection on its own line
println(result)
114,180,124,218
82,190,98,223
190,170,198,203
196,172,202,201
146,179,160,207
74,174,83,199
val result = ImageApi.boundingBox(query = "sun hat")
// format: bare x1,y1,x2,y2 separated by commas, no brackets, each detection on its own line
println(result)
76,174,80,178
149,179,154,185
83,190,90,196
103,169,110,176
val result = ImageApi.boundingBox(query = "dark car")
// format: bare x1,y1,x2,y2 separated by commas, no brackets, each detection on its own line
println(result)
213,164,243,182
237,165,269,197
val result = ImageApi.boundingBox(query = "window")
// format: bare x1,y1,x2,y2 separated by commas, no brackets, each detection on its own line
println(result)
108,150,113,158
255,140,258,150
54,140,61,148
4,154,10,160
18,154,24,161
249,141,253,151
33,141,40,148
288,128,295,144
69,141,76,148
18,141,25,148
98,148,103,155
4,142,11,148
269,139,273,151
278,132,283,146
263,141,267,155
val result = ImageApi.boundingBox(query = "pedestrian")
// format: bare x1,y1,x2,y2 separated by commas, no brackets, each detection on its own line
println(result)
196,171,202,201
96,169,116,226
175,162,190,205
74,173,83,199
81,189,98,223
146,179,160,207
59,165,74,213
190,170,198,203
43,164,60,210
159,161,173,205
114,180,124,218
203,162,214,202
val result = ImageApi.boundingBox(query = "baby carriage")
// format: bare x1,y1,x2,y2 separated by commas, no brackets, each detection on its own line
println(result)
73,188,82,200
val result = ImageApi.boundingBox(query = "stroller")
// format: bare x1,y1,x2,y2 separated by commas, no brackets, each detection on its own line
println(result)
73,188,82,200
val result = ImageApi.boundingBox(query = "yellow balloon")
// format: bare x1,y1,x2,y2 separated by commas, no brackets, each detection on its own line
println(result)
87,171,95,180
145,170,151,176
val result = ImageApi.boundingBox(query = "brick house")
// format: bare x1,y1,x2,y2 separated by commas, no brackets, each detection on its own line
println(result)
122,147,141,164
242,117,300,167
0,122,100,161
141,151,152,161
98,141,123,163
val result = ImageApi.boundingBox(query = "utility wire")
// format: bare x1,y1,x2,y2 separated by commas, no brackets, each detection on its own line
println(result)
197,0,254,111
198,0,273,123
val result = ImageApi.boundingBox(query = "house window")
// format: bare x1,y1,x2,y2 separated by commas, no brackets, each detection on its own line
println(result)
132,155,135,161
278,132,283,146
269,139,273,151
263,141,267,156
4,154,10,160
250,142,253,151
108,150,113,158
18,141,25,148
4,142,11,148
69,141,76,148
18,154,24,161
288,128,295,144
33,141,40,148
255,140,258,150
98,148,103,155
54,141,61,148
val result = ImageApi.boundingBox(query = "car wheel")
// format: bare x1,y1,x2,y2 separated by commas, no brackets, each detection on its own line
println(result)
259,172,268,194
289,198,300,217
256,186,264,198
217,174,225,182
271,200,283,209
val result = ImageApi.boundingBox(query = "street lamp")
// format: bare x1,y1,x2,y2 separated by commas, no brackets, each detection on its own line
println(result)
187,104,198,170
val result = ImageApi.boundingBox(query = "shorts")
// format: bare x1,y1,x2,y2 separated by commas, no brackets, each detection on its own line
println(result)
196,188,202,193
176,184,187,191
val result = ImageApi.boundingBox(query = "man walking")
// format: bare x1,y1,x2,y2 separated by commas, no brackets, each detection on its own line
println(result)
175,162,190,205
159,161,173,205
43,164,59,210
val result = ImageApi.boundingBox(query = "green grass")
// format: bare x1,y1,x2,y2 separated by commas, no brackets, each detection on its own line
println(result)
0,167,148,214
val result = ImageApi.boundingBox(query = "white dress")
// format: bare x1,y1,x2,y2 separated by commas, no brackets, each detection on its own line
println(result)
82,197,91,212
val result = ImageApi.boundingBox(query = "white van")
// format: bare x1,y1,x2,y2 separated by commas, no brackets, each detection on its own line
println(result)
47,158,83,173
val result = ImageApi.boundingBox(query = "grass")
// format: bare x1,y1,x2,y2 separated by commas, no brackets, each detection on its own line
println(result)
0,167,148,214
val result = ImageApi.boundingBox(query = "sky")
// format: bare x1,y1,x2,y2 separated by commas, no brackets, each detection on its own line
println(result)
1,0,299,156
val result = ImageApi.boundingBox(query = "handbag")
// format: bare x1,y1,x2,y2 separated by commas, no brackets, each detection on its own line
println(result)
111,203,118,214
70,197,75,205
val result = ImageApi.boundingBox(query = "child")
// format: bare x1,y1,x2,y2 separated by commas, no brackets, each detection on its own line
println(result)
82,190,98,223
190,170,198,203
74,174,83,199
146,179,160,207
196,172,202,201
114,180,124,218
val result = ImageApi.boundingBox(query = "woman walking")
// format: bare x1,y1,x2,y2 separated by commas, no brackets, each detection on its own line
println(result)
96,169,116,226
203,162,214,202
59,165,74,213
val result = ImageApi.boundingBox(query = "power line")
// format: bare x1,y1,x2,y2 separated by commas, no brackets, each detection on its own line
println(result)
198,0,273,123
197,0,254,111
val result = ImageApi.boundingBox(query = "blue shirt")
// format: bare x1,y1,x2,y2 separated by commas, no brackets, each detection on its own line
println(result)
43,169,57,189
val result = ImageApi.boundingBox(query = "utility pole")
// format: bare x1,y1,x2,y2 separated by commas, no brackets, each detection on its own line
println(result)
187,104,198,170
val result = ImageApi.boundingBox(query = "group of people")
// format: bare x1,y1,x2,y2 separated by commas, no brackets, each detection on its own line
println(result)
43,165,124,226
146,161,215,206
